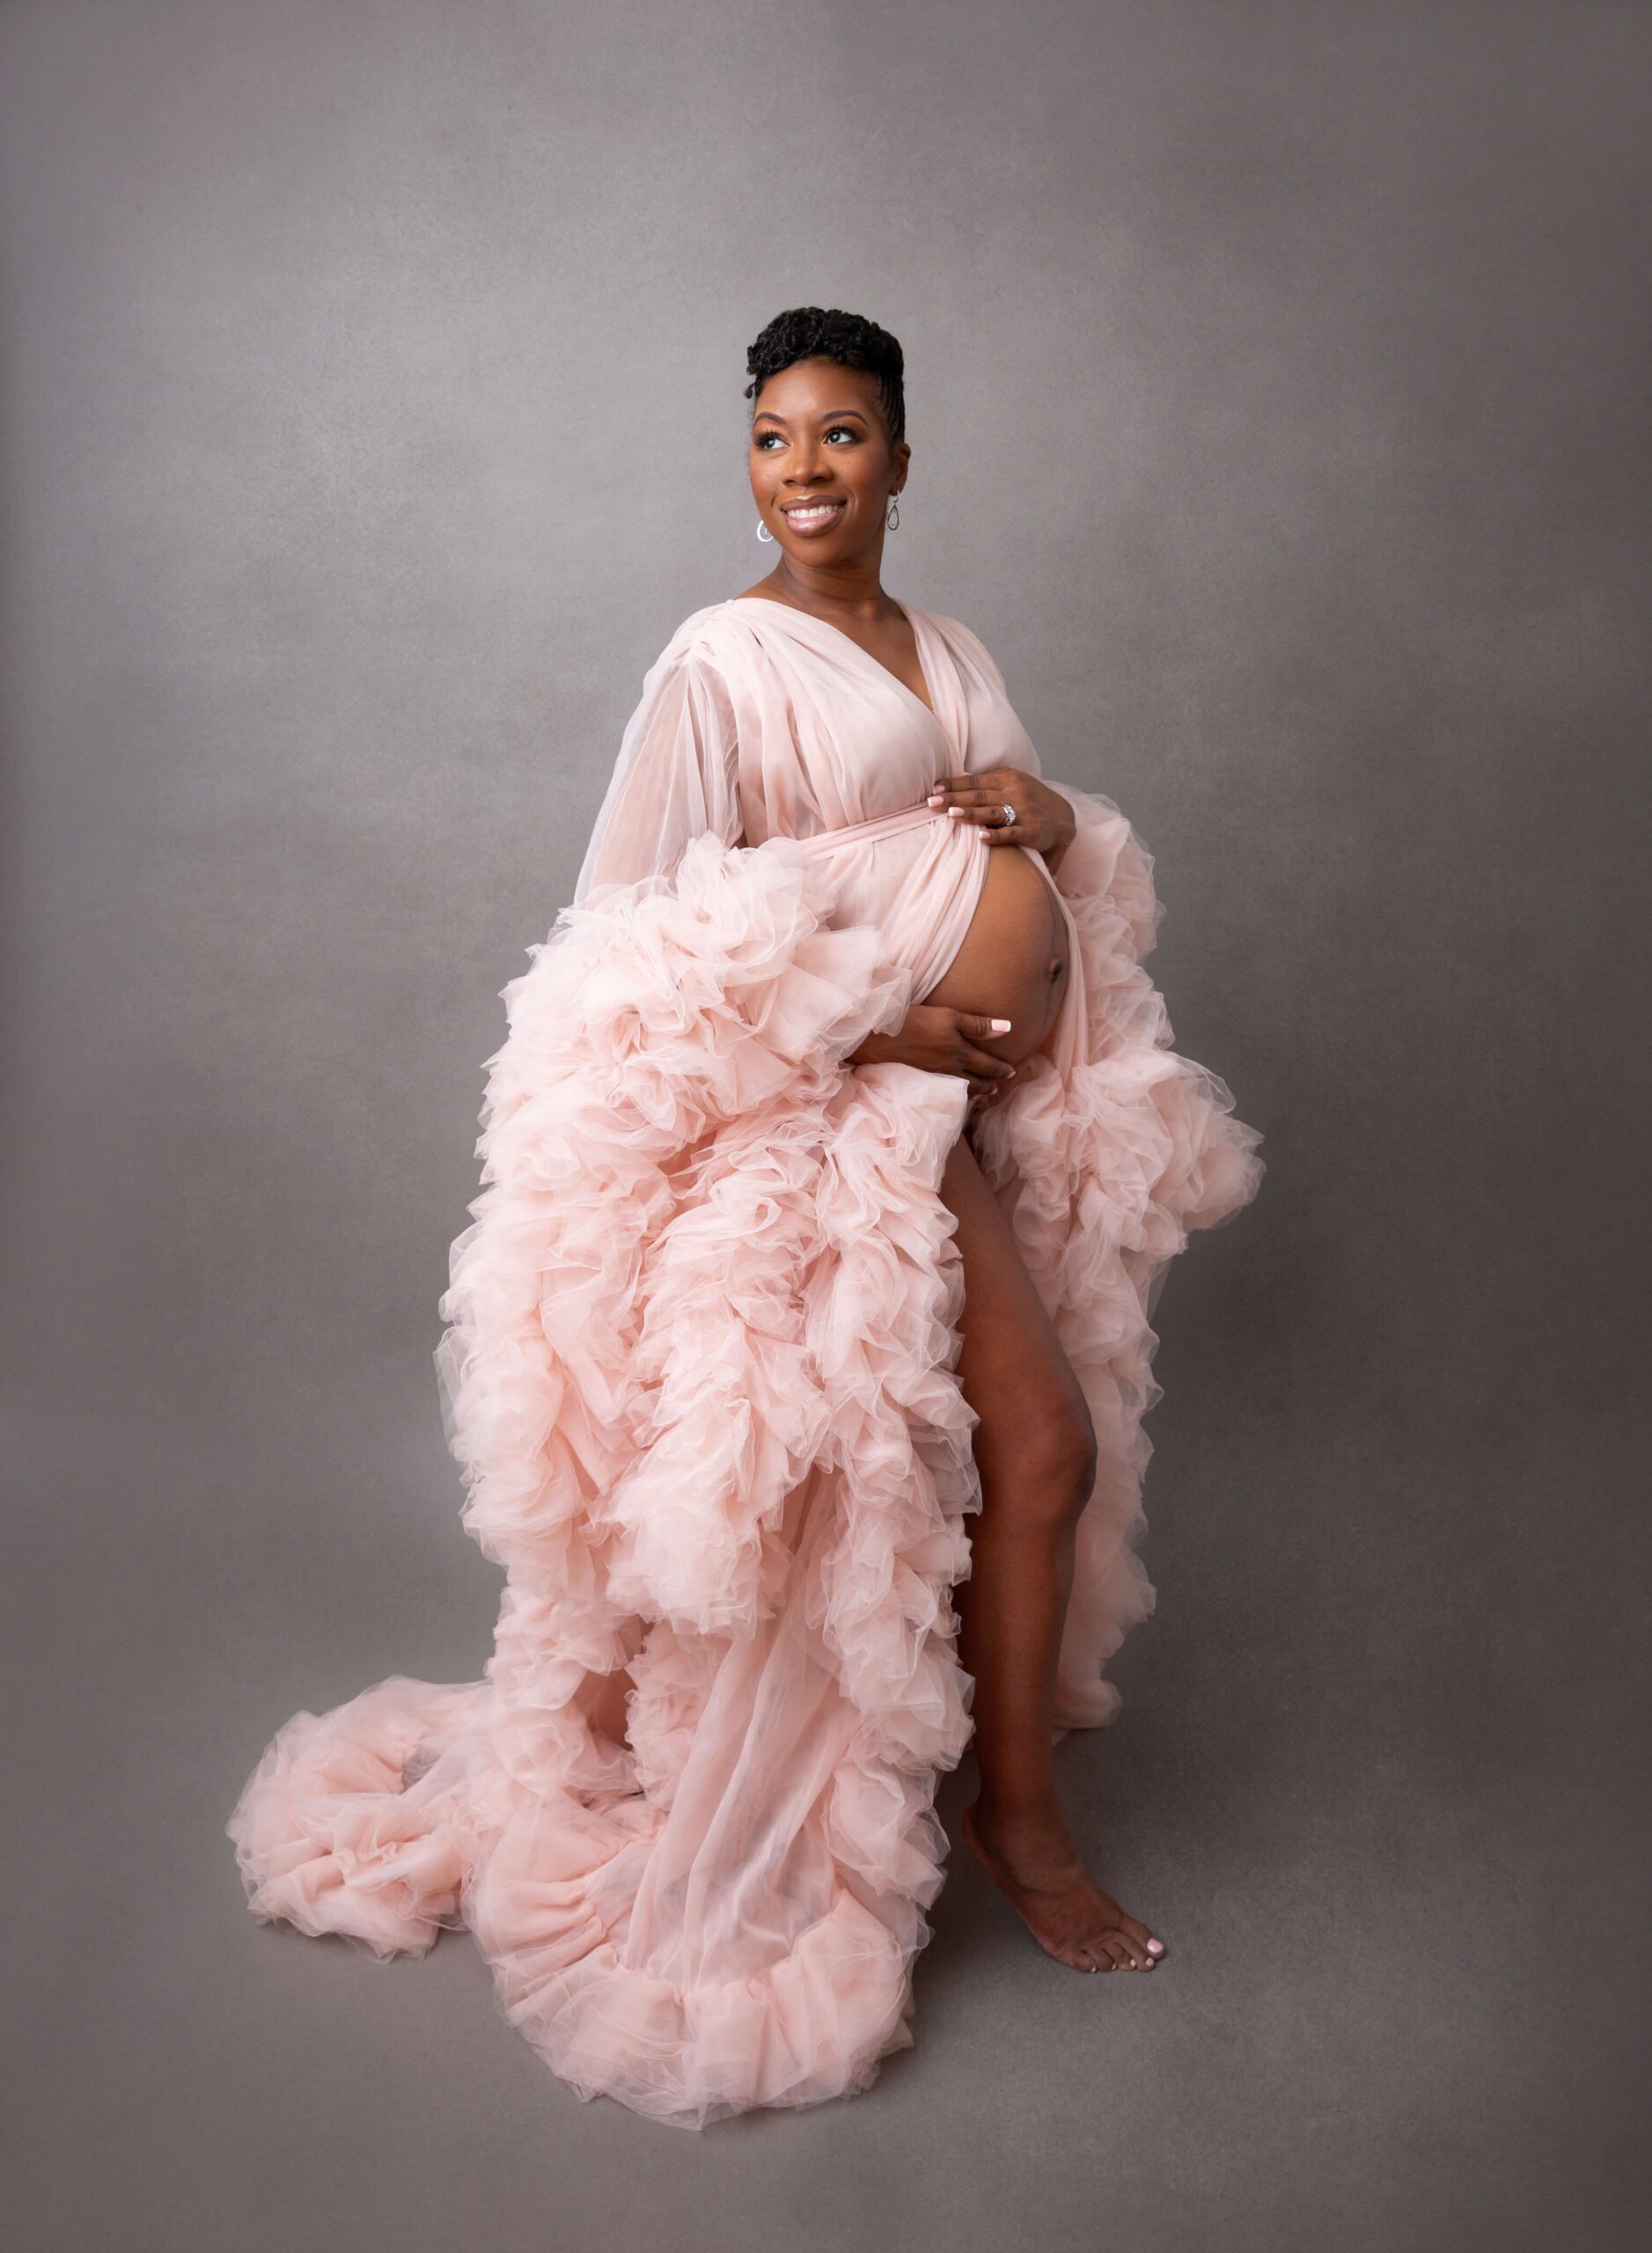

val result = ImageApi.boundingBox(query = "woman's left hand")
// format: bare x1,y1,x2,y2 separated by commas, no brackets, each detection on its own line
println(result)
926,769,1077,862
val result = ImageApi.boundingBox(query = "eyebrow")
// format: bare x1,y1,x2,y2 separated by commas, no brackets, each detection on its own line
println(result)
752,407,870,426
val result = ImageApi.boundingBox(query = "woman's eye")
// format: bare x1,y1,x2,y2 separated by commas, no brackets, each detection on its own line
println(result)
753,425,859,451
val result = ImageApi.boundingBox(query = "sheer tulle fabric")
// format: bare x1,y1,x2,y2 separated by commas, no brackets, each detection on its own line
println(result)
226,600,1264,2129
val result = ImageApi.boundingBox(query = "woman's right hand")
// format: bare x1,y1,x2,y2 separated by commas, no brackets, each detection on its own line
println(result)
847,1006,1019,1102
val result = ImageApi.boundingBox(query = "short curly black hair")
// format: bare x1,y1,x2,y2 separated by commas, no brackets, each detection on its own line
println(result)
744,306,906,448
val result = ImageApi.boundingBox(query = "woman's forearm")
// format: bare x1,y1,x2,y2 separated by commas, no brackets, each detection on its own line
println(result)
846,1024,899,1068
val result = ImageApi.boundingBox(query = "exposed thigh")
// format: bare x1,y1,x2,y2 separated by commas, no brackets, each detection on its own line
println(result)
938,1129,1094,1490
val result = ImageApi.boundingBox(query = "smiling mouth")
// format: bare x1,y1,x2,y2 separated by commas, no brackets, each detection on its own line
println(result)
780,499,848,532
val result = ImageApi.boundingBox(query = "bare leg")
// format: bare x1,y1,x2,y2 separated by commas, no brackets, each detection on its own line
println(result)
939,1130,1165,1975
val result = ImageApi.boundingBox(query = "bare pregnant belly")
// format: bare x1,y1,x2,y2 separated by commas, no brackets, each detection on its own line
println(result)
917,844,1070,1068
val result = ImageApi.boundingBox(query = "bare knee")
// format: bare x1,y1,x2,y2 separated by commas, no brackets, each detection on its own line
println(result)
1042,1403,1099,1525
983,1396,1098,1533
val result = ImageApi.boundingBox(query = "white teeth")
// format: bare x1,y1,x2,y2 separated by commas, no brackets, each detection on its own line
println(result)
785,503,842,522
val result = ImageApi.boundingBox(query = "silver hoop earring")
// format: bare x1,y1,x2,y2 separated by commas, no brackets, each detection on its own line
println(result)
756,517,774,542
885,494,900,531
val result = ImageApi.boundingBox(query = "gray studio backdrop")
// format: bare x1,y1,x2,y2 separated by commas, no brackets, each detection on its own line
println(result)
2,3,1646,2249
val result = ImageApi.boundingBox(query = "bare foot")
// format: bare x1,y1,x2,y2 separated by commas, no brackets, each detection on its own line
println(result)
962,1801,1166,1975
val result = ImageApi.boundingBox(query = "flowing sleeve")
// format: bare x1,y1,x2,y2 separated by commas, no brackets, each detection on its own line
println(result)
573,635,743,906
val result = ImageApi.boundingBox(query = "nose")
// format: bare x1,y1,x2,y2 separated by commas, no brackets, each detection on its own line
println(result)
783,440,828,486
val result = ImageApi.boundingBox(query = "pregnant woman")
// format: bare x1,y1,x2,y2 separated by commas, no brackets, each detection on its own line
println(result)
227,306,1265,2131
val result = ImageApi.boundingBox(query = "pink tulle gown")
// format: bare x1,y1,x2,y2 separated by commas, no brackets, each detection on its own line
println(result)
225,597,1265,2130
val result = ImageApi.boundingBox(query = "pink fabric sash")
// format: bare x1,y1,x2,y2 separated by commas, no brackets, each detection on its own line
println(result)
785,796,1003,1003
788,796,946,855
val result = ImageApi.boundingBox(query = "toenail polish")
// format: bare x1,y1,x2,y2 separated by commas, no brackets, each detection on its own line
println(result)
1147,1939,1164,1954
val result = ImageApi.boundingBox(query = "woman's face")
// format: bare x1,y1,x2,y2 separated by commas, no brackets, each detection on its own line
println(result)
748,357,909,561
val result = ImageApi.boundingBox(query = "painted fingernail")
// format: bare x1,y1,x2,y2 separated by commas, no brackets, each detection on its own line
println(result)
947,805,965,818
989,1019,1012,1032
927,793,944,806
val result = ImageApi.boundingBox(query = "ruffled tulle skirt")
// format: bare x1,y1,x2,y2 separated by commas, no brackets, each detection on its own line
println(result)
225,785,1263,2130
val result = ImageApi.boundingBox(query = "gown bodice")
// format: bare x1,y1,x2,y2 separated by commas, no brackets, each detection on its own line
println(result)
574,596,1043,904
573,596,1050,1000
701,596,1040,843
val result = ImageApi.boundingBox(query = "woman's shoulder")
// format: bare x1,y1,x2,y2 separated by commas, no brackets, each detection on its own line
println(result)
645,598,731,662
638,599,762,692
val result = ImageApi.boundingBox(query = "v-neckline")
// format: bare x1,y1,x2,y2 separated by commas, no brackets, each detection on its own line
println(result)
728,594,943,724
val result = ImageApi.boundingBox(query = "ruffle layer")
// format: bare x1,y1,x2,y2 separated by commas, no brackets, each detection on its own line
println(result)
226,796,1262,2129
230,834,980,2128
